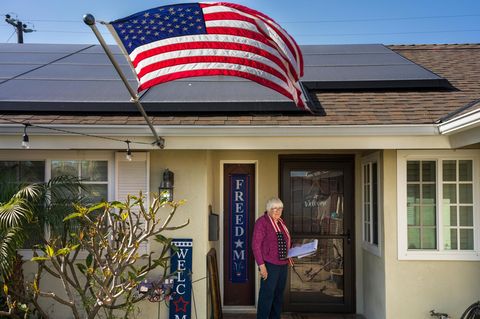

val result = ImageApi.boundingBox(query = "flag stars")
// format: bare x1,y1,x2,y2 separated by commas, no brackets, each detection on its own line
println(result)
132,19,138,24
154,32,159,36
143,12,150,18
140,36,145,41
141,19,147,24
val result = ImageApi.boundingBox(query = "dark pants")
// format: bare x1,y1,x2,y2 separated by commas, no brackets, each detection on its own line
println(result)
256,262,288,319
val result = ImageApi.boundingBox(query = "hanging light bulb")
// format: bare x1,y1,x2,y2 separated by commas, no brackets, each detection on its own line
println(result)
125,140,132,161
21,123,31,149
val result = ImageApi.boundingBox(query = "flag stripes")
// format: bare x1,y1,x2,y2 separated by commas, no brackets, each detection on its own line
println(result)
109,2,308,111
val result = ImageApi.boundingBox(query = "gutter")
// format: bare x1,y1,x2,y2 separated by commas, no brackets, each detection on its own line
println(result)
437,107,480,135
0,124,440,137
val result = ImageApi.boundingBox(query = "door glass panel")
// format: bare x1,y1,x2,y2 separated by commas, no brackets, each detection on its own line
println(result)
289,170,344,236
287,167,347,308
290,238,344,302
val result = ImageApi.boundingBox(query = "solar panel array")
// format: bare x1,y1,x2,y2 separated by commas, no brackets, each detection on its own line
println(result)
0,43,450,113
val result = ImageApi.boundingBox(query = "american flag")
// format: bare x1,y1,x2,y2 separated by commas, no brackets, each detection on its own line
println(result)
108,2,308,111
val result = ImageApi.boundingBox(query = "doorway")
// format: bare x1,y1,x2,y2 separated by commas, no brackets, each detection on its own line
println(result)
280,155,355,313
223,163,256,306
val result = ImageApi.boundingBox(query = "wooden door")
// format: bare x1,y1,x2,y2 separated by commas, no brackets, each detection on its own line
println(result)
223,164,255,305
280,155,355,313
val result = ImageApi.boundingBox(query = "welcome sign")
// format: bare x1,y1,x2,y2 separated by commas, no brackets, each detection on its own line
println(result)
169,239,193,319
229,174,249,283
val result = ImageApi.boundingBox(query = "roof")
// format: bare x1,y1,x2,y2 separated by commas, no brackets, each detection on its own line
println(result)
0,43,479,126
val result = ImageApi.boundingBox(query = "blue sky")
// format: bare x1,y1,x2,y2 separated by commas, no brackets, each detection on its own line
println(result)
1,0,479,45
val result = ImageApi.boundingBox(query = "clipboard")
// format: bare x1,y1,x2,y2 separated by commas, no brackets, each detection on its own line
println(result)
287,239,318,259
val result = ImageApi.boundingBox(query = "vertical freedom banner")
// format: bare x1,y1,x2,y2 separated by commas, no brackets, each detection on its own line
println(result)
229,174,249,283
169,239,193,319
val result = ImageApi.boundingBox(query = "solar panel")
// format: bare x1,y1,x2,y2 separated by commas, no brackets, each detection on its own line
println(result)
0,43,451,114
301,44,450,89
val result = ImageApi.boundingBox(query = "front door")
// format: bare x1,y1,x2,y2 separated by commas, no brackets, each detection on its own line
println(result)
280,155,355,313
223,164,256,306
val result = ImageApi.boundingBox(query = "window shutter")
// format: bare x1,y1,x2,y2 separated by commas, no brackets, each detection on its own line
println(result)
115,152,150,254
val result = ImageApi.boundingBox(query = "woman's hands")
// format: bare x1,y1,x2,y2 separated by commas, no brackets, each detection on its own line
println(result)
259,264,268,280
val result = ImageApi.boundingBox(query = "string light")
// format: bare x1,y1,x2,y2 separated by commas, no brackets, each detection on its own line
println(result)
125,140,132,161
0,118,159,149
21,123,31,149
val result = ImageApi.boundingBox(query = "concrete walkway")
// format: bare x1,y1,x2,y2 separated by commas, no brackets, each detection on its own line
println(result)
223,313,366,319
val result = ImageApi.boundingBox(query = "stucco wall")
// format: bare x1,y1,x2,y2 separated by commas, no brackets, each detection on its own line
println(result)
383,149,480,319
149,150,210,319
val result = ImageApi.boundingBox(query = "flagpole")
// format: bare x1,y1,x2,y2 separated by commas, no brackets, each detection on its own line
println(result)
83,14,165,149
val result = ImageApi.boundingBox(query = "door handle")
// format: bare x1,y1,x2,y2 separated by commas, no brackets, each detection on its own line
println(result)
341,229,351,244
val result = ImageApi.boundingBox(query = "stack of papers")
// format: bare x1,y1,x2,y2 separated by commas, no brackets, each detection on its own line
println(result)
287,239,318,259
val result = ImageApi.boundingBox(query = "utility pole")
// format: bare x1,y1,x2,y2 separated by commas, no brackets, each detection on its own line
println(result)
5,14,35,43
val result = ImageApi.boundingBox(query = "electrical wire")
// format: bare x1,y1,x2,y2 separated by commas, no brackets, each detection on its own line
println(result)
279,14,480,24
295,29,480,38
5,30,16,42
18,13,480,24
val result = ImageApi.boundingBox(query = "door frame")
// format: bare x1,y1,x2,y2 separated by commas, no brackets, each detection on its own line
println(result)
220,160,258,311
279,154,356,313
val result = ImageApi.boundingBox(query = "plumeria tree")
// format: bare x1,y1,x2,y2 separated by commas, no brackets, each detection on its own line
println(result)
31,192,188,319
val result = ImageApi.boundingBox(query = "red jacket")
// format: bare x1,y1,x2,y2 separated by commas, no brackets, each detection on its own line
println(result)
252,213,290,266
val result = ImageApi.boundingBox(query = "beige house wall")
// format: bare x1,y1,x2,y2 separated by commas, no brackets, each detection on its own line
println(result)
383,150,480,319
16,147,480,319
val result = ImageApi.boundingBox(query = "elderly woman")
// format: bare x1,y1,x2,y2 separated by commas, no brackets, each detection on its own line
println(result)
252,197,291,319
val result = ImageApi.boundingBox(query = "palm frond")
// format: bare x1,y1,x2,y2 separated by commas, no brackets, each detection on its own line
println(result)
0,227,25,280
0,195,33,229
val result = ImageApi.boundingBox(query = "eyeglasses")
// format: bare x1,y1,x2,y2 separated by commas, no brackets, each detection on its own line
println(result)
271,207,283,211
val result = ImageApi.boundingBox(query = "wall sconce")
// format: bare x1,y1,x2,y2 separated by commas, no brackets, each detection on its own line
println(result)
159,168,174,201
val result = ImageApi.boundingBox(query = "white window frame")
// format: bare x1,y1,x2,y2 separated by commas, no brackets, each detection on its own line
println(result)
397,150,480,260
0,150,115,259
361,152,382,257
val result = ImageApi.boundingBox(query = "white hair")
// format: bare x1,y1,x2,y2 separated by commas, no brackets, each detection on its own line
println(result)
266,197,283,211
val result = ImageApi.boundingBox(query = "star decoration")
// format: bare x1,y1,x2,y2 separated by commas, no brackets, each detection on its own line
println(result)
234,239,244,249
173,296,190,313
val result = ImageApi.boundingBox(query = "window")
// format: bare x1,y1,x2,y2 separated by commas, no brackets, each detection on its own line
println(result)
52,160,108,203
0,161,45,184
0,156,112,252
362,152,381,256
398,150,480,260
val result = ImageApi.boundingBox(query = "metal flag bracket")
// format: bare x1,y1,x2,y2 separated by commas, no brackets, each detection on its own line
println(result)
83,13,165,149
